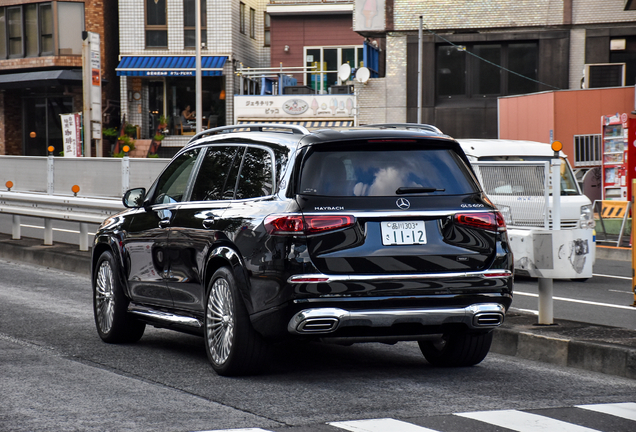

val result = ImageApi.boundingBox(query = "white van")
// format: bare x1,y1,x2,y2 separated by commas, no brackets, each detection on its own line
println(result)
456,139,595,280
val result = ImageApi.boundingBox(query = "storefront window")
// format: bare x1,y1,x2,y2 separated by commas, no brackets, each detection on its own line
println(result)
166,76,225,135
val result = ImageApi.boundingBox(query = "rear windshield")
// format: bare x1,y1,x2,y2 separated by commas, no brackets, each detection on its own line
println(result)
298,145,479,197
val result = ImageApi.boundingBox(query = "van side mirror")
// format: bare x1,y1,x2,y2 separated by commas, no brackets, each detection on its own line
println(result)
123,188,146,208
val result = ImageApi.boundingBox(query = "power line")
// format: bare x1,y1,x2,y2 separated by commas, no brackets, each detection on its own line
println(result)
424,26,561,91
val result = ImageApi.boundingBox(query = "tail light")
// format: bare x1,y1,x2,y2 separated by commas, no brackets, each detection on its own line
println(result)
264,214,355,235
455,211,506,232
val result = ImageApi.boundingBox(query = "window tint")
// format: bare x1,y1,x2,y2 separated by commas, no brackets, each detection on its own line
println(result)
153,149,200,204
299,146,478,197
236,147,273,199
190,146,244,201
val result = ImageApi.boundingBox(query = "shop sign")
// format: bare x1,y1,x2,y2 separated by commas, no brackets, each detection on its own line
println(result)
235,94,355,120
60,113,83,157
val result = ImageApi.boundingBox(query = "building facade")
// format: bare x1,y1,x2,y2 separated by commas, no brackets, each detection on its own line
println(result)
117,0,269,149
0,1,119,156
353,0,636,139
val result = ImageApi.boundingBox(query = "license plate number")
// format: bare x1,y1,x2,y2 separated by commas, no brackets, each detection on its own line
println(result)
381,221,427,245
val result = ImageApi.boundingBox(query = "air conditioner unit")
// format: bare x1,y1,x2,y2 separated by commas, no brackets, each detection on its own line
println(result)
584,63,626,88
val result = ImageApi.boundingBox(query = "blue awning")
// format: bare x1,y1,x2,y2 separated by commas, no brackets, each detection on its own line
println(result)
116,56,227,77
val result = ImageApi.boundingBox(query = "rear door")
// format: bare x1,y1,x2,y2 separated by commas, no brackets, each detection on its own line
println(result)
295,141,499,275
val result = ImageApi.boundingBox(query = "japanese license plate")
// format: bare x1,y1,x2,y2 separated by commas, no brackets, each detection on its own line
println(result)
381,221,427,245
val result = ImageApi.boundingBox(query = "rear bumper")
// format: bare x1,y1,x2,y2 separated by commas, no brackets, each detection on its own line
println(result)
287,302,506,335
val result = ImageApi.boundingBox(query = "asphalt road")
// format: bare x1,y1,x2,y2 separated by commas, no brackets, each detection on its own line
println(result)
511,258,636,329
1,259,635,432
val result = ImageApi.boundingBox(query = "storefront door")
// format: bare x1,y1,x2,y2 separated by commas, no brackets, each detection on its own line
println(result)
23,96,73,156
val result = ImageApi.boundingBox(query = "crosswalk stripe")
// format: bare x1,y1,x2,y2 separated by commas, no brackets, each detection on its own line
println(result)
195,429,273,432
455,409,601,432
328,418,440,432
576,402,636,421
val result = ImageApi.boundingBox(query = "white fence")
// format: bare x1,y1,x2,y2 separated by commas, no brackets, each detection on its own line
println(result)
0,156,170,198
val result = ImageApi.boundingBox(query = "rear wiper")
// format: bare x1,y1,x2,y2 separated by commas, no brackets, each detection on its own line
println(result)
396,187,445,194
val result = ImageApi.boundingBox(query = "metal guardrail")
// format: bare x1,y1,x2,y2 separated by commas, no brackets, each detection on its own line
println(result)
0,191,124,251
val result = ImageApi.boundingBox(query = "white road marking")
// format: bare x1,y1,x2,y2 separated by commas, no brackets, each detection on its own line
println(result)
196,429,273,432
593,274,632,280
577,402,636,421
456,409,600,432
515,291,636,311
328,418,439,432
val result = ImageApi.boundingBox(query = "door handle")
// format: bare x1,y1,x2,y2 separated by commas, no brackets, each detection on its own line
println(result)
202,217,218,229
158,219,171,228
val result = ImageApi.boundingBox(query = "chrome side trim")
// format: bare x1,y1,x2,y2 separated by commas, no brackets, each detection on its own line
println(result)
288,269,512,284
128,305,203,328
287,303,506,335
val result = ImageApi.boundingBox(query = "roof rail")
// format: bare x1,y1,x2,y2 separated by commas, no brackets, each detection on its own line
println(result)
188,123,311,143
363,123,444,135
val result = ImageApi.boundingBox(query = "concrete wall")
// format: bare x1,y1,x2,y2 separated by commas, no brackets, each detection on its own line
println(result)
498,86,635,165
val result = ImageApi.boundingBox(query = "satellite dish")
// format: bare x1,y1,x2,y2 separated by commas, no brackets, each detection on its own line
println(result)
338,63,351,82
355,67,370,84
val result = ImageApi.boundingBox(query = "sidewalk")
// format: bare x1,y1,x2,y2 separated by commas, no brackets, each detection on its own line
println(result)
0,233,634,379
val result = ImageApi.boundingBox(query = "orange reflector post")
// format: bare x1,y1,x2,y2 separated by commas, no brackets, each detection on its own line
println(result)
6,180,13,190
122,145,130,153
72,185,80,196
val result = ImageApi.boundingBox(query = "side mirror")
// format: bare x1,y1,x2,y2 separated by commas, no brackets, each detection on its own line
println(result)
123,187,146,208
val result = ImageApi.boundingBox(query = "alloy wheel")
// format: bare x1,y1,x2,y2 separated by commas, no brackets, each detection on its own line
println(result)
206,277,235,365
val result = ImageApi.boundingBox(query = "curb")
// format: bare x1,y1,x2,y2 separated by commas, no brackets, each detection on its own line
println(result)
491,315,636,379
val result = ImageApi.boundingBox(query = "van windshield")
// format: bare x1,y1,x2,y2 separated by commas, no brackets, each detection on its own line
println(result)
479,156,579,196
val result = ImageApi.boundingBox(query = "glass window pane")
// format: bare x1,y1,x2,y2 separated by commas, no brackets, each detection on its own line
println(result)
8,7,22,57
39,4,53,54
250,8,255,38
57,2,84,55
25,4,37,57
146,30,167,48
191,146,243,201
473,44,501,95
357,47,363,68
324,48,338,72
342,48,355,67
147,0,166,26
306,48,321,88
153,149,200,204
437,45,465,96
299,145,477,197
236,148,273,199
508,43,538,95
0,9,7,59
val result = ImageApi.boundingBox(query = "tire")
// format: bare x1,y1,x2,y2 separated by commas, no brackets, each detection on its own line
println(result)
204,267,269,376
418,331,493,367
93,250,145,343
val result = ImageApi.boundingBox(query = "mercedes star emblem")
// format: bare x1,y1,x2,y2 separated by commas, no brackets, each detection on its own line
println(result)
396,198,410,210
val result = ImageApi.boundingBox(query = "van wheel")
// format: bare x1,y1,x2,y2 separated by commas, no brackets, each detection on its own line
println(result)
418,331,493,367
204,267,269,376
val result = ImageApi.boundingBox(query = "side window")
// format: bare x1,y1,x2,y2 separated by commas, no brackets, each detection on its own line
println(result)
153,149,200,204
190,146,245,201
236,147,273,199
